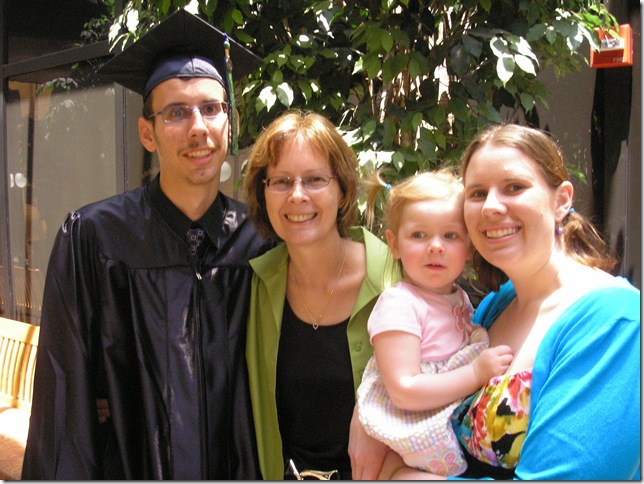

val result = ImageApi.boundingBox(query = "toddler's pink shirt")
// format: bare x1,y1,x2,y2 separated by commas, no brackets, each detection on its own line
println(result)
367,280,473,362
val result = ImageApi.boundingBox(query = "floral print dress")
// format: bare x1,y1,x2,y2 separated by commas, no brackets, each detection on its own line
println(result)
452,369,532,469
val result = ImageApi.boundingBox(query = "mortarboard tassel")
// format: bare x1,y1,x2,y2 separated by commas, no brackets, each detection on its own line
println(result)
224,35,238,156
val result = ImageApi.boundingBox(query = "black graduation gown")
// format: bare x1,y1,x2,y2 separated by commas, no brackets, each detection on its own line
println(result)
21,179,270,479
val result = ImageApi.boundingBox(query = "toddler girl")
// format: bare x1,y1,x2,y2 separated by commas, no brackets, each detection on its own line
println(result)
356,168,513,476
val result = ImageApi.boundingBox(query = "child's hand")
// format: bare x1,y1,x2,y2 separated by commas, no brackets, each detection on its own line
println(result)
473,345,513,383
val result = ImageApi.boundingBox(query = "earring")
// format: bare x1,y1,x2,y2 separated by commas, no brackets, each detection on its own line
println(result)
555,225,564,236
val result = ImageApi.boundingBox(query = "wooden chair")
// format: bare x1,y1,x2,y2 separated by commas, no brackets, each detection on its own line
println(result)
0,317,39,410
0,317,40,479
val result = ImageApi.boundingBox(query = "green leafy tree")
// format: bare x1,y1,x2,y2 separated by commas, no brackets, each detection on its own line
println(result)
106,0,617,208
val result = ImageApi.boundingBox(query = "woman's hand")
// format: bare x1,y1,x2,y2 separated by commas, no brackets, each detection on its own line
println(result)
348,404,388,479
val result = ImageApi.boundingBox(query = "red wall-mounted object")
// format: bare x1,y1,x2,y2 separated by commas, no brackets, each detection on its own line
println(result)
590,24,633,68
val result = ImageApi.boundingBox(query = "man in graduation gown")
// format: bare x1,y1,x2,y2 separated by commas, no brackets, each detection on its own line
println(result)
21,9,271,479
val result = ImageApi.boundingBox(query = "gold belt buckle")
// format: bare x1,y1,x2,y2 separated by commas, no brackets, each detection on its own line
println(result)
288,459,339,480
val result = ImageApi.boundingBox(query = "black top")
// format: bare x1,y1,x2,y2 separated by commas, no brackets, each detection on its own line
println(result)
22,174,273,479
147,174,223,250
276,299,355,480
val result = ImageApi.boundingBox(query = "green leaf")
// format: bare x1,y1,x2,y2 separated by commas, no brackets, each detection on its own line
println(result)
276,82,294,108
448,97,470,120
382,118,396,149
477,103,503,123
450,44,470,77
108,24,124,45
343,128,363,146
433,130,446,150
353,56,365,75
408,56,421,80
478,0,492,12
461,79,486,104
366,27,386,51
418,128,437,160
496,56,515,84
462,35,483,58
329,95,344,110
297,79,313,102
409,52,429,78
519,92,535,112
526,24,547,42
412,112,423,131
382,55,407,85
231,9,243,25
242,80,261,97
553,19,575,39
432,107,446,127
267,49,290,68
296,34,313,49
184,0,199,14
515,54,536,76
364,53,382,79
314,3,334,33
362,119,377,140
288,55,314,74
490,37,510,57
202,0,217,17
398,146,423,165
257,86,277,113
271,69,283,84
236,31,255,44
382,0,397,12
320,48,337,59
566,164,587,184
545,27,557,44
125,8,139,33
381,32,394,53
391,30,410,49
392,151,405,171
566,25,585,52
510,36,538,62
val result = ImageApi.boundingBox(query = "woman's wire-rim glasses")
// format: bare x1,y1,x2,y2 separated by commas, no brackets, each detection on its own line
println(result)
147,101,229,123
263,175,336,192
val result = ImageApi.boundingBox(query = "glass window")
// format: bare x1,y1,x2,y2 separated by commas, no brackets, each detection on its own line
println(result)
6,72,116,324
5,71,247,325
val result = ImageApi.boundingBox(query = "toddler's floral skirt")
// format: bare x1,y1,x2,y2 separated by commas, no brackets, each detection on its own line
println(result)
356,326,489,477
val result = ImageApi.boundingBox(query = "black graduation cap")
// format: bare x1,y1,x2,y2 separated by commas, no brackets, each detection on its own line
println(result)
97,8,262,100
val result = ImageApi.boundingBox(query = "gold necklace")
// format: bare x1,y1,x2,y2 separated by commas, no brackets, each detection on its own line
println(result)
291,244,347,330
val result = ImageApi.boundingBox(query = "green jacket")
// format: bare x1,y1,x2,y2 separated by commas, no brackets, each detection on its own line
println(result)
246,226,400,480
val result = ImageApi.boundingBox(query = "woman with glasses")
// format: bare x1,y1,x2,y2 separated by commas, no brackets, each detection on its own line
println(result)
243,110,400,479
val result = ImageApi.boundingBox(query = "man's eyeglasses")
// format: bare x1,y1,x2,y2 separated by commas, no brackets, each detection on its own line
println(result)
147,101,229,123
263,175,336,192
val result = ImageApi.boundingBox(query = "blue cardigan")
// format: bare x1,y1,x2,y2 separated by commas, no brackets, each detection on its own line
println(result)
457,277,640,480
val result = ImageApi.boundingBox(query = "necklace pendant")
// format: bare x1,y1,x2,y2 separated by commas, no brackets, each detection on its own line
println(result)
290,243,347,333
